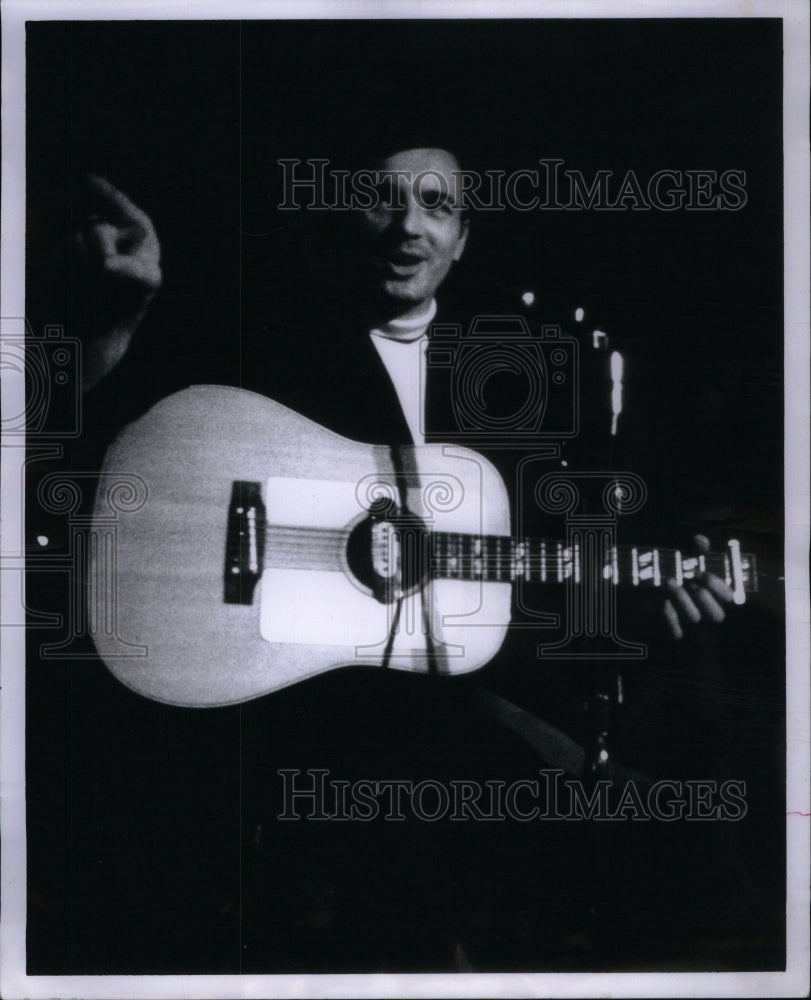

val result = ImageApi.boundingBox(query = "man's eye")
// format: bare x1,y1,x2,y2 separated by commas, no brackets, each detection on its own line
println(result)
375,182,401,208
419,190,447,210
420,191,454,215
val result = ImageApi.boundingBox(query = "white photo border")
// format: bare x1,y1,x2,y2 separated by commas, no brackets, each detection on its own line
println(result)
2,1,808,997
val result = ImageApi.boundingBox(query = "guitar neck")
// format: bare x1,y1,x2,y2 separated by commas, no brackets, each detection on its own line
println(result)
431,532,756,603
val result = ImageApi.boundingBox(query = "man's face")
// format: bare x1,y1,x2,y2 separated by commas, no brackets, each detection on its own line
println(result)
357,148,468,319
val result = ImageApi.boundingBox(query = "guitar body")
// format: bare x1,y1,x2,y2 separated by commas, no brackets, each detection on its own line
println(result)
90,385,511,707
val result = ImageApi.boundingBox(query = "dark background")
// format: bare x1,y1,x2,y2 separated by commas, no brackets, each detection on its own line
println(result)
25,18,785,975
26,18,784,502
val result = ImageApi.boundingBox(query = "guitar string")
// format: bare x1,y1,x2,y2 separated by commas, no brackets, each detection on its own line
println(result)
265,536,733,562
262,528,741,586
267,526,737,558
265,554,735,583
265,531,735,566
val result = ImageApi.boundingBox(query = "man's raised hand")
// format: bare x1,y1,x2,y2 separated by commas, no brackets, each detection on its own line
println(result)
74,175,162,391
76,175,162,293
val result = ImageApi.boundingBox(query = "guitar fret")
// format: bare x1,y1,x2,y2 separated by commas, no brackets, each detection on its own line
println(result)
728,539,746,605
427,534,755,601
747,559,755,587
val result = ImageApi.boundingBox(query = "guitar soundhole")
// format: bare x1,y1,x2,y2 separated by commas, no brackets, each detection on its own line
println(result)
345,499,430,604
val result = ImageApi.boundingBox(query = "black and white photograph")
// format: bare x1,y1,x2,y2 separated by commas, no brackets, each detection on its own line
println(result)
1,1,808,997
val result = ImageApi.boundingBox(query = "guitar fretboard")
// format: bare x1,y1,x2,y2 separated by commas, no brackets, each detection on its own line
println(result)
430,533,756,600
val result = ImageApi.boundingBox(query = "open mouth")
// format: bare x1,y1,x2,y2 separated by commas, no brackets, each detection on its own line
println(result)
387,250,425,264
379,251,426,277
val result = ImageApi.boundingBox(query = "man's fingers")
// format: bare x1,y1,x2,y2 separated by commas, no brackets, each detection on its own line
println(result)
700,572,734,604
662,599,684,640
83,221,120,259
84,174,152,231
103,253,161,286
75,181,162,293
659,539,735,639
688,584,726,623
76,221,159,284
692,533,711,554
665,579,701,624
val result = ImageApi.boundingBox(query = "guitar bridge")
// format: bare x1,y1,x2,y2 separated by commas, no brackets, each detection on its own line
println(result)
224,481,266,604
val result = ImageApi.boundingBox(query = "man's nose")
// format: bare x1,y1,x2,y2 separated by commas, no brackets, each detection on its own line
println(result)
393,194,424,237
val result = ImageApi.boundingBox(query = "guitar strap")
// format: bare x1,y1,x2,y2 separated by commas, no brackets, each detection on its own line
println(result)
387,443,441,676
378,593,404,673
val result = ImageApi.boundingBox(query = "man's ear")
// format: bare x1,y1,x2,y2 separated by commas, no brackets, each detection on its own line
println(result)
453,218,470,262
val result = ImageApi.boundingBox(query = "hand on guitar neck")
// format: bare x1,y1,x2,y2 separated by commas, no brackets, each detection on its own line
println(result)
659,534,734,640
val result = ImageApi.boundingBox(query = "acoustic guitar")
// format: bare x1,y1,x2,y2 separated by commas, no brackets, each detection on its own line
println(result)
89,385,759,707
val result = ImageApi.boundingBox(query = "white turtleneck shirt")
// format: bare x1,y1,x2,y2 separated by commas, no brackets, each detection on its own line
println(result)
368,299,437,444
